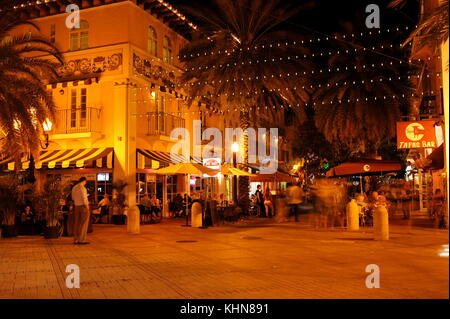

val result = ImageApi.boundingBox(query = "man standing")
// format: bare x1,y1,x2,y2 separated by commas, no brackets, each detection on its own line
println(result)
287,182,303,222
71,177,90,245
255,185,265,217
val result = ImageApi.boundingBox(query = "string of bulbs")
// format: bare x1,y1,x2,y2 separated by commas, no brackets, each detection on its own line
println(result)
131,90,440,115
178,25,416,59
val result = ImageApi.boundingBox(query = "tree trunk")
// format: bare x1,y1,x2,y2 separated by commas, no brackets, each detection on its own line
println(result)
238,110,250,213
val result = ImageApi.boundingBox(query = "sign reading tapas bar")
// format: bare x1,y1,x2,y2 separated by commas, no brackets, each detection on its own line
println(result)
396,121,437,149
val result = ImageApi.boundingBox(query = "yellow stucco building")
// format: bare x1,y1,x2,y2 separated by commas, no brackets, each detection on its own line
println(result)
1,0,296,233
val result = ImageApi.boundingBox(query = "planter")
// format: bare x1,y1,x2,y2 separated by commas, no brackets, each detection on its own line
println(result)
43,226,61,239
112,214,126,225
1,225,18,238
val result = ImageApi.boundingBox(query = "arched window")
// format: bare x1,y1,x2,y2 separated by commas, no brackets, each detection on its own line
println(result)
163,36,172,64
147,27,157,57
70,20,89,51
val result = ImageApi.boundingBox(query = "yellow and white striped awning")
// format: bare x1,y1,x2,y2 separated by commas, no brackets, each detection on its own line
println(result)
7,148,113,171
137,149,190,169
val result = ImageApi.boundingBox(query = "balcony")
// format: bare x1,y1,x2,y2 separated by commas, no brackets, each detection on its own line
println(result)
52,107,101,134
144,112,185,136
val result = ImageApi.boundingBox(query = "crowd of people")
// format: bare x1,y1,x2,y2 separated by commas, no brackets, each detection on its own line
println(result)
8,176,447,239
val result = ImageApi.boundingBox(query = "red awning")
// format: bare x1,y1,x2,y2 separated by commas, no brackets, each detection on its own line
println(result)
326,159,401,177
426,144,444,170
250,170,296,183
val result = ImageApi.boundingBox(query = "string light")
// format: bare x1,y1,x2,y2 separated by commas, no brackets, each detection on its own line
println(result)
131,80,439,115
179,57,432,79
178,33,415,60
156,0,197,30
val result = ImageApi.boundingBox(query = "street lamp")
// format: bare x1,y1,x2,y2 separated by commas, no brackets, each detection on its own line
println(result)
41,118,52,149
232,142,239,204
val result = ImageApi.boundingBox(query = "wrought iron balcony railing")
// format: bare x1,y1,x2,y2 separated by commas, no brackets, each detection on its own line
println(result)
144,112,185,136
52,107,101,134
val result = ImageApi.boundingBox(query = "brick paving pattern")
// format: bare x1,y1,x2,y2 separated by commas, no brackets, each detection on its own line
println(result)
0,216,448,299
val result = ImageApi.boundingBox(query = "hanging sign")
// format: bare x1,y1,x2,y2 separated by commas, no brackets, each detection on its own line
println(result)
203,158,221,177
397,121,437,149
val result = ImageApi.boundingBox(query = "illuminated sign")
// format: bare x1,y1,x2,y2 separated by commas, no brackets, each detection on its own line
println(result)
397,121,437,149
203,158,221,177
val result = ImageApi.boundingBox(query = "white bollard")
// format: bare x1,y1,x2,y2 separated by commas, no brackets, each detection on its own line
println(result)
373,205,389,240
191,201,203,228
346,199,359,231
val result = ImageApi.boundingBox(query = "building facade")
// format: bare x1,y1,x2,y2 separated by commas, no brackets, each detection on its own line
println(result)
1,0,296,232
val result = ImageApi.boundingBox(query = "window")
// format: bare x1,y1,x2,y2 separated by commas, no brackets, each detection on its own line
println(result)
163,36,172,64
156,93,165,132
70,88,87,128
70,20,89,51
147,27,157,56
50,24,55,43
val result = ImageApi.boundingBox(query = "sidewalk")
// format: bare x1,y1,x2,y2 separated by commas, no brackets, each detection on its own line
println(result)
0,216,448,299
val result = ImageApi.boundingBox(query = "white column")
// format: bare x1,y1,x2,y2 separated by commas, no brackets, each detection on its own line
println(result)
113,80,139,234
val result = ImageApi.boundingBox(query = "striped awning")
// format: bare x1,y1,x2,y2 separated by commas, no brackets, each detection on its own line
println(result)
0,153,12,166
7,148,113,171
137,149,193,169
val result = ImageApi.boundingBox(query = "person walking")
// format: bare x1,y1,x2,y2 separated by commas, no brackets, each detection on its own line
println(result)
264,187,273,218
286,182,303,222
71,177,90,245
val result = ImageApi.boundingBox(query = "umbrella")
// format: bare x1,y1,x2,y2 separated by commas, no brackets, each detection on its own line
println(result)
151,162,218,175
151,162,218,226
220,164,256,176
326,159,401,177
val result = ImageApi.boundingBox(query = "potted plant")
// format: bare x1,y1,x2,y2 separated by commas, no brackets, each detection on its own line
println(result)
0,176,23,238
40,177,69,239
112,180,128,225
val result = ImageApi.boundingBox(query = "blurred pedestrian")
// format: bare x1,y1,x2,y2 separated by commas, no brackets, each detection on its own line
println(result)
286,182,303,222
264,187,273,218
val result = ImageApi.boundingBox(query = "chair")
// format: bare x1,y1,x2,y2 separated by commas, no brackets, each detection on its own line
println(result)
100,206,110,224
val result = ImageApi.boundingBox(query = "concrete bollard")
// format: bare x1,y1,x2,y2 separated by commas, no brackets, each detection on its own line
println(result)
346,199,359,231
373,205,389,240
191,201,203,228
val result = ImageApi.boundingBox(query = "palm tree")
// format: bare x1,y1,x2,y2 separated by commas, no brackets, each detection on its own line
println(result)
390,0,448,49
313,20,414,156
179,0,313,212
0,12,62,169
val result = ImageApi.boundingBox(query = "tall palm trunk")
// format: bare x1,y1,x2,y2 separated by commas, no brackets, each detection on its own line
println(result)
238,110,250,213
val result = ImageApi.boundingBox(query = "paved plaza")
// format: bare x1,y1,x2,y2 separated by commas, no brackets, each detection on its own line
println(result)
0,215,448,299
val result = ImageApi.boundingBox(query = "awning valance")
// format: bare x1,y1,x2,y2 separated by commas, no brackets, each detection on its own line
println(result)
326,159,401,177
137,150,206,169
250,170,296,183
7,148,113,171
0,153,12,166
137,149,189,169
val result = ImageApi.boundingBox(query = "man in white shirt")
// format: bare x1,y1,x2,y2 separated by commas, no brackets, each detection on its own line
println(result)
71,177,90,244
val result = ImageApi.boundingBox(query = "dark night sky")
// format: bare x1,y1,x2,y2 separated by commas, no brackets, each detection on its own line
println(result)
170,0,420,35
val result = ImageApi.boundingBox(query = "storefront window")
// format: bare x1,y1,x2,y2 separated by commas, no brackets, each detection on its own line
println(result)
136,173,162,202
97,173,112,203
167,175,177,201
